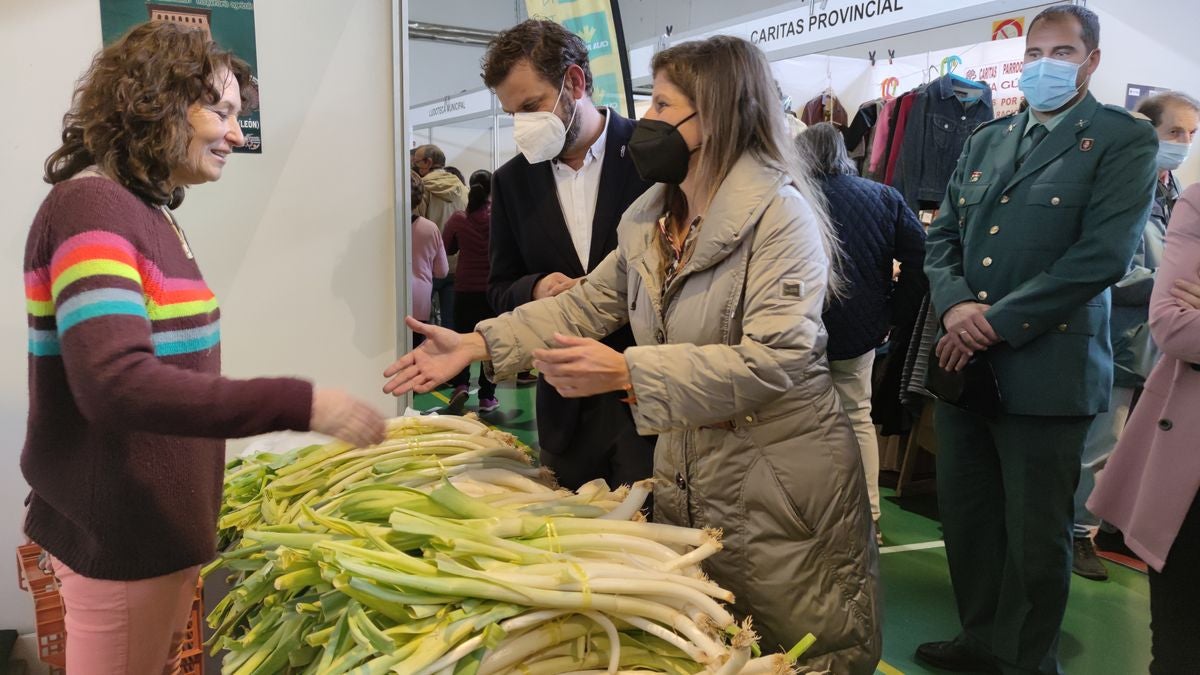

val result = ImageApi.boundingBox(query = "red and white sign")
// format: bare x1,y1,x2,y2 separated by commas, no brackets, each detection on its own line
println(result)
991,17,1025,41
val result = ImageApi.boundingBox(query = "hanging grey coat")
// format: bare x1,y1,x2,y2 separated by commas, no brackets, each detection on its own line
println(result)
478,154,882,673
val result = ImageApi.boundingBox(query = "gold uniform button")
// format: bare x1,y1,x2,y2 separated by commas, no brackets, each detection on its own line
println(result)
744,415,754,423
989,225,1000,235
977,291,989,301
982,257,993,267
959,197,966,206
1051,196,1062,206
1058,323,1069,332
1022,322,1031,329
1000,195,1011,204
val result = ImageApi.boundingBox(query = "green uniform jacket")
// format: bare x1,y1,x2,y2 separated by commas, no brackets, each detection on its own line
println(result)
925,93,1158,416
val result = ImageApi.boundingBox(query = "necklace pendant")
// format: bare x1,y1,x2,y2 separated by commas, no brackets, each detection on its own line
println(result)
161,207,194,260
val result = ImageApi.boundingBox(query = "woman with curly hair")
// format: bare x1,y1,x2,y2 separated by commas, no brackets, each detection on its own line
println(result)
21,21,385,673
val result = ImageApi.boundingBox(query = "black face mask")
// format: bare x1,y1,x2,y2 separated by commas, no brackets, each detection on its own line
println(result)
628,112,697,184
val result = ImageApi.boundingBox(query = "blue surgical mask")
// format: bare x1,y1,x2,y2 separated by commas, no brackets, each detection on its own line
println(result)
1019,52,1094,112
1157,140,1191,171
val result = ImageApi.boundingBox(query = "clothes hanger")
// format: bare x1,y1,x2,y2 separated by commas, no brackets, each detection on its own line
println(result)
881,76,900,101
941,55,986,102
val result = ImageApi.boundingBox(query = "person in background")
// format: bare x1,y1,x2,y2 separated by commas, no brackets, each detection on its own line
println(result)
796,122,927,544
919,5,1158,673
410,170,449,346
414,144,467,329
385,35,881,673
414,144,468,226
1072,90,1199,581
444,165,466,185
21,23,385,674
442,169,498,414
481,19,655,491
1089,183,1200,674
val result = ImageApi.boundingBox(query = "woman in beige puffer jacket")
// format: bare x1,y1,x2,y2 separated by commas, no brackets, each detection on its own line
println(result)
385,35,881,673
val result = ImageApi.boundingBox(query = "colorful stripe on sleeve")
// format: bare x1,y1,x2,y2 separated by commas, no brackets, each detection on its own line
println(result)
49,231,142,300
25,229,221,358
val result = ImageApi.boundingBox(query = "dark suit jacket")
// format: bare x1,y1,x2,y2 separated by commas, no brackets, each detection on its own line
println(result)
488,109,652,455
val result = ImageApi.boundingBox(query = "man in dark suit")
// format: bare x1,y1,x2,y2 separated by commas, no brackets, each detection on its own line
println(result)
480,20,655,491
918,6,1158,674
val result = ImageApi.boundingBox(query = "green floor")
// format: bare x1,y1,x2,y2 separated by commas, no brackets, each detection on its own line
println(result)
414,370,1153,674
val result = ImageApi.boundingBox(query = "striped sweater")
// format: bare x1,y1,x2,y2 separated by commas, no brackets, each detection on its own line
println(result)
21,176,313,581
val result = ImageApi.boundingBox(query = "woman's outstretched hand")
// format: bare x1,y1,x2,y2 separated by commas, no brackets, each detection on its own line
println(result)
383,316,486,396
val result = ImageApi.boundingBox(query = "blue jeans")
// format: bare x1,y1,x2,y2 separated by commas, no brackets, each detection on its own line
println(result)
1073,386,1135,539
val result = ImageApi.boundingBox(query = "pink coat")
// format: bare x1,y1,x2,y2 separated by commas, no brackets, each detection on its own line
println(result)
1089,183,1200,571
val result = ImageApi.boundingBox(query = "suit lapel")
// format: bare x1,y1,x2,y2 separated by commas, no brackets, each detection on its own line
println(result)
534,159,587,278
1004,95,1099,192
587,110,634,271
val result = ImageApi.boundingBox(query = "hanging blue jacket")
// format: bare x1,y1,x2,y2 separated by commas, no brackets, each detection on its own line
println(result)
894,75,994,210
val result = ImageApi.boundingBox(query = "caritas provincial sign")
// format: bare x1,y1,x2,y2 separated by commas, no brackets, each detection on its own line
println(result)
628,0,1044,82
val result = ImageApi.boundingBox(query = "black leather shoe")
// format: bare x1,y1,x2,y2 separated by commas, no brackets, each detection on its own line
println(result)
916,639,1000,673
1094,526,1142,562
1073,537,1109,581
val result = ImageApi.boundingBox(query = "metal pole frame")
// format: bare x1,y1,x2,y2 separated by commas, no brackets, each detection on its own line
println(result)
392,0,413,413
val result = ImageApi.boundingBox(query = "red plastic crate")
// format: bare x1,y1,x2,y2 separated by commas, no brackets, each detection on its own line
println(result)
16,543,204,675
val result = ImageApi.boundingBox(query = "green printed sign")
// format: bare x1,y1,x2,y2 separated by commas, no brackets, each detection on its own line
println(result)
526,0,634,117
563,12,613,58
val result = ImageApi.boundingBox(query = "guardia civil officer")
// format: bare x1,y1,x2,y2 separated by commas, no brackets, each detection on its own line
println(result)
917,5,1158,673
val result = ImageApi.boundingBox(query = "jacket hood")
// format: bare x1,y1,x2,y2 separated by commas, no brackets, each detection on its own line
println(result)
423,169,468,199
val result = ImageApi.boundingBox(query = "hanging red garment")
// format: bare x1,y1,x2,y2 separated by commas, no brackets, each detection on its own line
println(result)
884,91,918,186
866,97,899,180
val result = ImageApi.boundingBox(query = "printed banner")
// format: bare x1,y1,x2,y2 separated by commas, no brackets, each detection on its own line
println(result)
630,0,1028,82
410,90,495,129
524,0,635,118
772,37,1027,124
100,0,263,153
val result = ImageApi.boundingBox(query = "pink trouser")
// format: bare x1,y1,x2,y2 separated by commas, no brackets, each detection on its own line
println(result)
49,556,199,675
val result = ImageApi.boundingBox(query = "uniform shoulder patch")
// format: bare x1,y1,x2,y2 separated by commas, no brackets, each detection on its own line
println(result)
1102,103,1136,118
970,112,1017,136
1098,103,1152,128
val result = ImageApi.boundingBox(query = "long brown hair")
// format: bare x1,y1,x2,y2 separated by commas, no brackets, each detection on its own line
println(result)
649,36,844,298
44,21,258,208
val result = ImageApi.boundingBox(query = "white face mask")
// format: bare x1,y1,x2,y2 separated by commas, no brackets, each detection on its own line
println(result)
1157,140,1192,171
513,77,578,164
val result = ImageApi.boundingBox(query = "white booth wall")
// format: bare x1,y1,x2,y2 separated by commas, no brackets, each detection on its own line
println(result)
0,0,400,632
